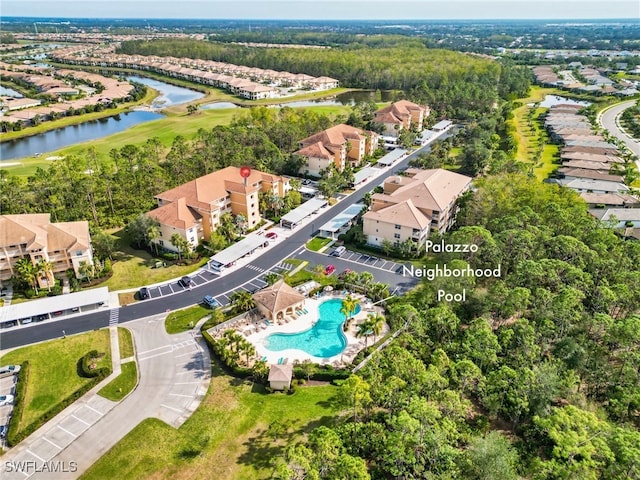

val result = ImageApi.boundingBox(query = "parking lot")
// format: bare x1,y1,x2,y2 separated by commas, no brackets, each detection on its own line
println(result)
0,373,18,445
327,248,406,274
141,269,219,301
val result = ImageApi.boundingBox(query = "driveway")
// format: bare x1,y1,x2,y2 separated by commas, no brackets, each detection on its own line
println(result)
0,315,210,479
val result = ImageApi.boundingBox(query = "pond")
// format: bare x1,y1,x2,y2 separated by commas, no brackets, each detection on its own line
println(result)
200,102,239,110
534,95,591,108
0,86,23,97
126,76,205,108
282,89,396,108
0,75,204,161
0,111,164,161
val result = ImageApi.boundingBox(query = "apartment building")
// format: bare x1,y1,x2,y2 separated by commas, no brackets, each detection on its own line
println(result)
363,168,472,248
0,214,93,287
146,167,289,252
295,124,379,177
374,100,430,137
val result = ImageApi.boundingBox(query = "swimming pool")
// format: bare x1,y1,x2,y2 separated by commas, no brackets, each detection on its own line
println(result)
265,299,361,358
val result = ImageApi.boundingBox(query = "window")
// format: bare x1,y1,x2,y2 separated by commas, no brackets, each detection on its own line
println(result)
76,251,83,256
159,240,164,246
394,233,401,239
394,224,401,230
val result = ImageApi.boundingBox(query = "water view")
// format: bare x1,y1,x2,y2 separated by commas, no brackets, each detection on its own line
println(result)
0,111,163,161
1,76,202,161
126,76,205,107
283,89,395,108
534,95,591,108
200,102,239,110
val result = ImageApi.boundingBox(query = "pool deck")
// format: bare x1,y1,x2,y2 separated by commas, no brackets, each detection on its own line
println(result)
240,296,386,367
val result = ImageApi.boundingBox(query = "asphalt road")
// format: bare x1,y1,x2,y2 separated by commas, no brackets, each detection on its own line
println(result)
598,100,640,157
0,135,449,351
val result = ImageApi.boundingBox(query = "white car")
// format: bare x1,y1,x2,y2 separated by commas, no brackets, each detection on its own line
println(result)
0,395,14,407
0,365,20,378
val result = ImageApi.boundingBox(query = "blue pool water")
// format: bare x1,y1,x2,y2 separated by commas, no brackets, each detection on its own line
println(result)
265,299,361,358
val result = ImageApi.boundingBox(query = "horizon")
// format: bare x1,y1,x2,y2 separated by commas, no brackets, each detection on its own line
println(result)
2,1,639,21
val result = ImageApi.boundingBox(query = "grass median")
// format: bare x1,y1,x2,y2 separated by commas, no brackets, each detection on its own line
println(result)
165,305,211,334
0,330,111,432
98,362,138,402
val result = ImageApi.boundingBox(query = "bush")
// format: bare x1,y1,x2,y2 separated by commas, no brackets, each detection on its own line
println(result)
102,258,112,274
6,361,29,447
79,350,111,379
202,330,252,379
25,289,35,299
160,251,178,261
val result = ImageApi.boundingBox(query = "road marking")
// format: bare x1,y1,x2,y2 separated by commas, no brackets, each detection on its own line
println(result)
26,449,46,463
138,344,173,355
169,393,193,398
42,436,62,450
174,351,196,358
71,414,91,426
138,349,175,362
57,425,77,438
160,403,183,413
84,404,103,415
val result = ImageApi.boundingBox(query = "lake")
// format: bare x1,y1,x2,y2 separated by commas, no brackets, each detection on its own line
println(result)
534,95,591,108
1,76,202,161
126,76,205,107
282,90,395,108
0,111,163,161
201,102,239,110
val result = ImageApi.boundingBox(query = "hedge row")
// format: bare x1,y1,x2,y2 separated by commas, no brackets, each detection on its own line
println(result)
6,353,110,447
202,330,252,378
6,361,30,447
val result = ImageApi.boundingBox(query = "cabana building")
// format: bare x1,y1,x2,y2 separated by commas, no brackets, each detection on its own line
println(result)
252,279,306,322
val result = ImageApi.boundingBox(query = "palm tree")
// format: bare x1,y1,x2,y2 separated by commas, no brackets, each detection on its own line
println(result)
15,258,38,295
357,271,375,293
367,313,385,342
235,214,247,235
356,318,373,348
170,233,186,263
340,294,360,322
264,272,280,285
369,282,390,302
146,225,161,255
230,290,255,314
36,259,54,292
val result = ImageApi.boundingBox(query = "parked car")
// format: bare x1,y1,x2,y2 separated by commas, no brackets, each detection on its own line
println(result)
138,287,150,300
179,276,193,288
325,264,336,275
0,395,14,407
331,246,346,257
0,365,20,378
0,321,17,329
0,424,7,439
34,314,49,322
265,232,278,240
20,317,33,325
202,295,221,308
338,269,353,279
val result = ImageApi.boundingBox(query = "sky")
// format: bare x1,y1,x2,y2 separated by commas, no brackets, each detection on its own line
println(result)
2,0,639,21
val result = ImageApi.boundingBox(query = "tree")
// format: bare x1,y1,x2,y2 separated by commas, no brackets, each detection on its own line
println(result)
298,359,318,381
170,233,190,263
14,258,38,295
336,375,372,432
460,432,519,480
235,213,247,235
367,312,385,342
146,225,161,255
264,272,280,285
217,212,238,243
91,230,116,260
340,294,360,322
126,214,159,249
230,290,255,314
356,318,373,348
36,259,54,292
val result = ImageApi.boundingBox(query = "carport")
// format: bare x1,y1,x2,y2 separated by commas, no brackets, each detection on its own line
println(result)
208,234,269,272
377,148,407,167
318,203,365,239
0,287,110,325
351,167,382,187
280,197,328,229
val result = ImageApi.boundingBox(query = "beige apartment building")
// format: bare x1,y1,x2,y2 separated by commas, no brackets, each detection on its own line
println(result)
146,166,289,252
0,214,93,287
295,124,379,177
374,100,430,137
363,168,472,248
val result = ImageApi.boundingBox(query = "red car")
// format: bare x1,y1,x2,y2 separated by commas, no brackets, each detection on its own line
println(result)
266,232,278,240
325,264,336,275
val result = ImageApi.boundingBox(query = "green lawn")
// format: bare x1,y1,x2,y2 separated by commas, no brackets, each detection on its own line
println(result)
118,327,135,359
80,362,339,480
306,237,332,252
165,305,211,334
0,330,111,431
97,362,138,402
101,229,209,291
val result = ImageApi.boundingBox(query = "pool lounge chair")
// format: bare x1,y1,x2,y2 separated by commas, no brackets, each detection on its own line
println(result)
278,357,284,365
261,356,267,362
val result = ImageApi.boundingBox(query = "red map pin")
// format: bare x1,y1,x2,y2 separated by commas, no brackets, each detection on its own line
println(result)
240,166,251,178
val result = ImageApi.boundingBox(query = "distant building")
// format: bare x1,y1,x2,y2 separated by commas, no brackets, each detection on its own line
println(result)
146,167,289,252
295,124,379,177
374,100,429,137
363,168,472,249
0,214,93,288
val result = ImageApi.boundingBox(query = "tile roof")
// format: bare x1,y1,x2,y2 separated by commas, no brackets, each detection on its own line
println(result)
0,214,90,252
146,197,201,230
364,199,431,229
252,279,305,315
